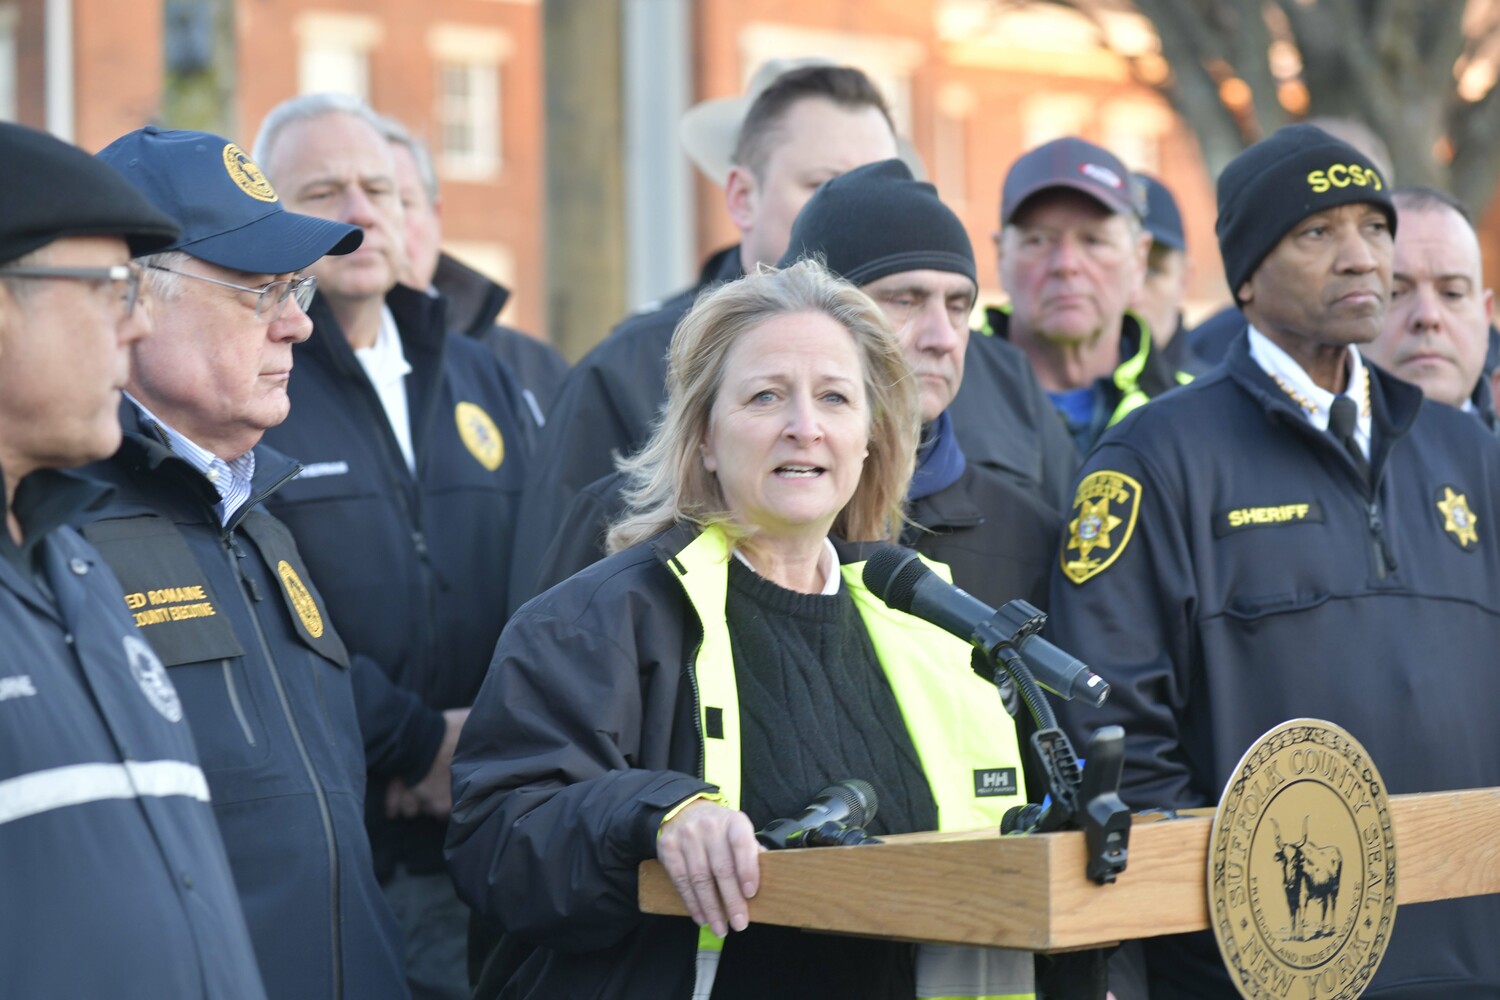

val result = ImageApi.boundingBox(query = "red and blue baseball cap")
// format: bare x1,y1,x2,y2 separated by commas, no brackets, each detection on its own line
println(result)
96,125,362,274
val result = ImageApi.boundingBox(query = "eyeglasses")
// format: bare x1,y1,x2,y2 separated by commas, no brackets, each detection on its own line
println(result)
0,263,143,318
146,265,317,322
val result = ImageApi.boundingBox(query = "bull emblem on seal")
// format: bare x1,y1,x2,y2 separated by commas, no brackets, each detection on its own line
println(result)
1272,816,1343,940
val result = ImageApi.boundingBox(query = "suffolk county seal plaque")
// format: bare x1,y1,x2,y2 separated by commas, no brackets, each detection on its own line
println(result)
1209,719,1398,999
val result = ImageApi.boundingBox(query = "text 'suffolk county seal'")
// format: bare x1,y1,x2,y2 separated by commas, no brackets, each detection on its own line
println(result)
1209,719,1397,1000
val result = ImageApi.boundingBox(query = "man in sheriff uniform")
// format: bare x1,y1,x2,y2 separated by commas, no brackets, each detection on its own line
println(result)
0,122,267,998
251,93,532,999
1046,123,1500,996
83,127,409,1000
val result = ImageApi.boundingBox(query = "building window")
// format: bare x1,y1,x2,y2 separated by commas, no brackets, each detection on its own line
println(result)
428,23,511,181
934,83,975,211
1103,99,1173,174
436,60,499,176
295,12,383,100
1021,93,1093,150
0,4,16,122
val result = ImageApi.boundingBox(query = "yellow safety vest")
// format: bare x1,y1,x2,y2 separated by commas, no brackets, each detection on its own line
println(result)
666,526,1035,1000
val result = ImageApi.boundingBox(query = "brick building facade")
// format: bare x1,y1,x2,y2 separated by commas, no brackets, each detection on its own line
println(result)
7,0,1499,350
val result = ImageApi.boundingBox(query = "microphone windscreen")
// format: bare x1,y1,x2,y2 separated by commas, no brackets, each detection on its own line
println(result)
862,547,926,612
835,778,878,828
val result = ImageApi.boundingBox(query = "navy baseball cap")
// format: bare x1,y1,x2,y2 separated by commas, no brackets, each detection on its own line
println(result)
97,126,361,274
1136,173,1186,250
1001,136,1144,224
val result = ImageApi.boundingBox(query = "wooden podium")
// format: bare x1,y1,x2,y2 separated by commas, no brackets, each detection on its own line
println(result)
638,788,1500,952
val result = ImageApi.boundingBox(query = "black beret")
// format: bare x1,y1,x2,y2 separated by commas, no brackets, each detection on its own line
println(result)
776,158,975,287
0,121,179,265
1216,123,1395,298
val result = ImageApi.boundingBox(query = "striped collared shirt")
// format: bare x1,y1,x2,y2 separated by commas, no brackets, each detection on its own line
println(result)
127,395,256,526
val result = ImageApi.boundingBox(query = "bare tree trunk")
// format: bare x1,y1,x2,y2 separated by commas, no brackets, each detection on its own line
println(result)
161,0,236,136
544,0,627,362
1040,0,1500,215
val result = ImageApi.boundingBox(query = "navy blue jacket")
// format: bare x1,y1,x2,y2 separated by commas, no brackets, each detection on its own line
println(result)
0,469,266,999
260,285,531,877
76,410,408,1000
1048,333,1500,997
434,251,569,420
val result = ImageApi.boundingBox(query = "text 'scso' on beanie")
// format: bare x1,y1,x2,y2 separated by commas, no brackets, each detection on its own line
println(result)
1216,123,1395,299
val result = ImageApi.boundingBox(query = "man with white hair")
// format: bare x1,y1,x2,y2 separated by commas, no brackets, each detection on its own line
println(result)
253,92,532,1000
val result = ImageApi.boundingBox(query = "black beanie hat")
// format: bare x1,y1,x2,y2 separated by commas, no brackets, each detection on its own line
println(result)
0,121,179,265
776,159,976,287
1216,123,1395,299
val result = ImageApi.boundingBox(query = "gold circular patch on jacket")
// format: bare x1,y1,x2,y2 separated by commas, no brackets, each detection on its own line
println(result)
222,142,278,202
455,401,504,471
1209,719,1397,1000
277,560,324,638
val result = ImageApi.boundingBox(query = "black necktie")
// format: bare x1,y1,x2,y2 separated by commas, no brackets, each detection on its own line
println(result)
1329,394,1369,482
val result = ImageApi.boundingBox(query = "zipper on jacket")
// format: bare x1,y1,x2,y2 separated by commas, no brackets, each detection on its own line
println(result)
221,658,257,746
223,530,344,1000
1367,503,1396,580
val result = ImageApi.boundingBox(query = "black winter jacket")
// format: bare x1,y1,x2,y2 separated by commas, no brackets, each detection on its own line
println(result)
76,411,408,1000
259,285,531,877
434,253,569,420
506,246,744,609
948,324,1080,509
449,524,1026,999
0,469,267,999
1048,333,1500,997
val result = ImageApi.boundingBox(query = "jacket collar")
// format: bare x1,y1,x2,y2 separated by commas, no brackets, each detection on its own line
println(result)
0,467,110,574
304,284,448,458
434,252,510,339
1225,328,1423,461
649,521,883,574
112,402,301,524
700,244,745,288
908,411,966,502
305,284,448,379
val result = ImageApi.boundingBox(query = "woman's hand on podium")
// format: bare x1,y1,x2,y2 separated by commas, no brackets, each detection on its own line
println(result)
657,799,763,937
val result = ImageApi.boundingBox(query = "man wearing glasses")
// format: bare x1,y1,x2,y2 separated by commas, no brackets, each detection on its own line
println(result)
77,126,409,1000
0,122,270,997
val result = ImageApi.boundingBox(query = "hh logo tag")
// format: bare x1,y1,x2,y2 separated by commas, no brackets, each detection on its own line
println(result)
973,768,1018,797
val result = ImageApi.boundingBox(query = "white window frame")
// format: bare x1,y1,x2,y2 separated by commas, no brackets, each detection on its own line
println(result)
294,12,384,100
0,5,18,123
429,23,512,181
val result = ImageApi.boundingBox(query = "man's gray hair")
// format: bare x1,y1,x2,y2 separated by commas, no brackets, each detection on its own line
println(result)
251,92,386,178
137,250,193,300
373,114,439,205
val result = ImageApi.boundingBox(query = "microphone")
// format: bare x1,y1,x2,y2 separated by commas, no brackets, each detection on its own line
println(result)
862,546,1109,708
755,779,879,849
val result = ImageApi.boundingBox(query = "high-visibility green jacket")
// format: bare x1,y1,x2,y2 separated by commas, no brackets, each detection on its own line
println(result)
450,523,1034,999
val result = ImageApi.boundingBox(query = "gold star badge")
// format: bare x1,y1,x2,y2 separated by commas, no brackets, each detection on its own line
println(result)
1062,470,1143,584
1436,486,1479,550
